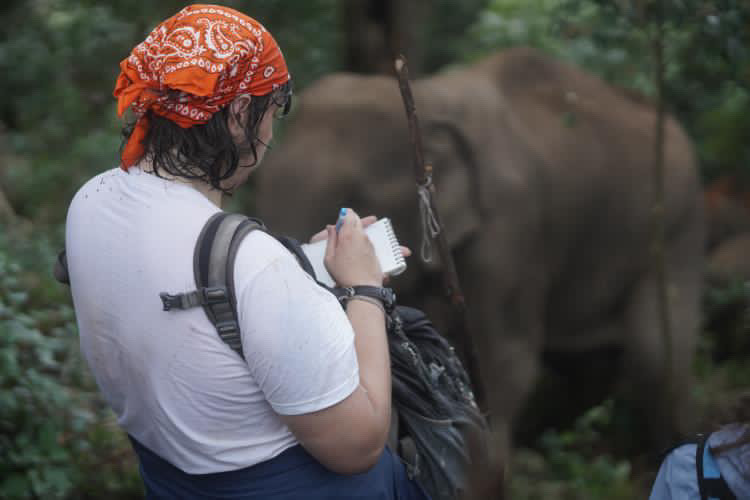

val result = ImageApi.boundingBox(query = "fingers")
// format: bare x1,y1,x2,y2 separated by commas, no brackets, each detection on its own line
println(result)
309,228,328,243
361,215,377,228
324,225,337,261
400,245,412,257
338,208,362,237
311,212,375,244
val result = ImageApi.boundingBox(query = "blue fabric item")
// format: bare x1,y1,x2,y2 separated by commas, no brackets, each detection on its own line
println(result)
701,443,722,500
129,437,431,500
648,443,726,500
648,425,750,500
703,440,722,479
649,443,701,500
708,424,750,499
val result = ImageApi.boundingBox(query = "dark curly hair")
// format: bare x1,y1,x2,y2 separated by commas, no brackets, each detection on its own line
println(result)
120,81,292,194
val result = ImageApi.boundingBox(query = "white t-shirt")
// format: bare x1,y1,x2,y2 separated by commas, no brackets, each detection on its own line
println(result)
65,167,359,474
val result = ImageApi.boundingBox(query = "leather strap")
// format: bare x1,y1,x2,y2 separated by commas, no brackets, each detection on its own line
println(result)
337,285,396,313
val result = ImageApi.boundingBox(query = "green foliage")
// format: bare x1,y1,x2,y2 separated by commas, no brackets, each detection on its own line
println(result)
511,401,639,500
419,0,493,73
0,0,134,223
0,225,141,499
466,0,750,180
697,278,750,409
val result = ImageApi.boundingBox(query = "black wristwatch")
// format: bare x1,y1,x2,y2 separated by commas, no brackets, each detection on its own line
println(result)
337,285,396,313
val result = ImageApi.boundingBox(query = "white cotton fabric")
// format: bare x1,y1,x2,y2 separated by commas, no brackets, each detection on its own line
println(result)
65,167,359,473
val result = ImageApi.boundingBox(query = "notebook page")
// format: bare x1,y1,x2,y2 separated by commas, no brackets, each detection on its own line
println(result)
300,218,406,287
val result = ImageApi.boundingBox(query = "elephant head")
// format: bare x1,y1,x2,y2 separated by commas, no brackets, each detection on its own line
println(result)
257,72,489,261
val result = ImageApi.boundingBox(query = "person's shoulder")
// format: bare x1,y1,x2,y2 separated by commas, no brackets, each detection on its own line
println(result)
658,442,699,483
649,443,700,500
70,167,119,199
67,167,122,218
233,226,304,279
709,424,750,499
708,423,750,448
240,228,294,259
232,228,334,311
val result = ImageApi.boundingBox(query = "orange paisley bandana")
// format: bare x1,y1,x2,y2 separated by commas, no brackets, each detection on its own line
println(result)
113,4,290,169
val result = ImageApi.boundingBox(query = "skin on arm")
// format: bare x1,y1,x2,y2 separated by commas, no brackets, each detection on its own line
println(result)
278,210,394,474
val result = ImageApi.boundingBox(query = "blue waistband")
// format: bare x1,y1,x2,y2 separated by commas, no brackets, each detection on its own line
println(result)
129,437,430,500
130,438,317,483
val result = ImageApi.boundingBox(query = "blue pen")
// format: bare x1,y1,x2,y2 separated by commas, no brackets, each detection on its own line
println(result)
335,207,347,233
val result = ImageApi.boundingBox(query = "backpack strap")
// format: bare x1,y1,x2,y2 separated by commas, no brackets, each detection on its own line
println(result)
697,433,737,500
159,212,265,360
275,235,317,281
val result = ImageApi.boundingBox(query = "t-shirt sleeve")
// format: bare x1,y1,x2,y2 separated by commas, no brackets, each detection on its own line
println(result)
233,233,359,415
648,444,700,500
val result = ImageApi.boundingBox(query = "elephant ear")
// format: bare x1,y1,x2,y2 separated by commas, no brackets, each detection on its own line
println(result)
421,121,482,268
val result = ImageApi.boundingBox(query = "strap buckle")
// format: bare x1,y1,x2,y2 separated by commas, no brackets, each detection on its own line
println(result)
160,287,228,311
159,292,183,311
202,287,229,305
337,287,356,304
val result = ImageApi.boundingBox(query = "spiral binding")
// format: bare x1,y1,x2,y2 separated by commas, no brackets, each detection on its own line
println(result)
382,218,406,275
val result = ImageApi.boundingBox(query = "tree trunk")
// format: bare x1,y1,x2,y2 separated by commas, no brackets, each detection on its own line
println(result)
341,0,426,75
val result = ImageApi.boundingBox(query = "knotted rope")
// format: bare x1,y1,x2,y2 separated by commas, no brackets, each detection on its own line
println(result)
417,174,441,262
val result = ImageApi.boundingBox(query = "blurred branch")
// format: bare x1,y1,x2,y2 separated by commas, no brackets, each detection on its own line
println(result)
394,55,486,410
0,187,16,223
649,0,674,407
0,125,17,223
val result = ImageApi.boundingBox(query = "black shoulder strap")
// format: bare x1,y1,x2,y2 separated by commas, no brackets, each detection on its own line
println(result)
275,235,317,282
159,212,265,360
697,433,737,500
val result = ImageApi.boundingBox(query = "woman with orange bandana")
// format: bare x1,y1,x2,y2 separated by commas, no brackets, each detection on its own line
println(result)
63,5,428,499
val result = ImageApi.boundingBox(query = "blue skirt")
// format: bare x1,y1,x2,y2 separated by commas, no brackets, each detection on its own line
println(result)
129,438,430,499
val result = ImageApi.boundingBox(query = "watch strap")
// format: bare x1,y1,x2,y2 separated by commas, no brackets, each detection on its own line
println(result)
350,285,396,312
334,285,396,313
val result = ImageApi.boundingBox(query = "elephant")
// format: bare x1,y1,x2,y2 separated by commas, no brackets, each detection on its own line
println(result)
254,47,705,456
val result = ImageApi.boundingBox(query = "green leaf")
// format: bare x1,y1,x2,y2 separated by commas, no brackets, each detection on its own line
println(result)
0,473,32,499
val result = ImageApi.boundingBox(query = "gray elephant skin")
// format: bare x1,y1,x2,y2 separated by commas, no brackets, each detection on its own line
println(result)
255,47,705,454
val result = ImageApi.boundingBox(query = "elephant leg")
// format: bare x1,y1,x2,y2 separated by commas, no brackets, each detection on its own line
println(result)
621,216,703,449
479,336,541,461
459,231,545,463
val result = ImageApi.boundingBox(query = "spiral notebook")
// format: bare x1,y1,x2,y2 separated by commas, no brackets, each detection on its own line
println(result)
300,217,407,287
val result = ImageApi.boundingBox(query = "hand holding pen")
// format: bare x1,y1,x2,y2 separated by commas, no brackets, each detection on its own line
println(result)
308,208,412,260
322,208,383,287
335,207,347,233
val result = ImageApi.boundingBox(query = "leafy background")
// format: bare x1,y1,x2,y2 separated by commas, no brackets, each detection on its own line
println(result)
1,0,749,498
